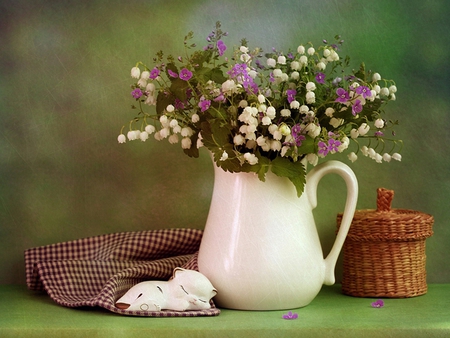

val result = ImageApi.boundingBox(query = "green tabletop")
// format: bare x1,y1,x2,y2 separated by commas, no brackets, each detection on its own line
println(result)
1,284,449,338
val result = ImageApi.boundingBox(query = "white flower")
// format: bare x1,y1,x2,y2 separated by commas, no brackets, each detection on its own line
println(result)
330,117,343,128
222,79,238,94
145,124,156,134
389,85,397,94
240,53,251,63
220,151,229,161
306,153,318,166
261,116,272,125
139,131,149,141
277,55,287,64
244,152,258,165
117,134,126,143
316,62,326,71
297,45,305,54
168,134,179,144
382,153,392,162
299,55,308,65
299,105,309,114
181,137,192,149
305,123,321,138
307,47,315,55
257,94,265,103
374,153,383,163
290,100,300,109
372,73,381,82
137,78,147,87
390,93,396,101
240,46,249,53
361,146,369,156
273,69,283,77
166,104,175,113
191,113,200,123
350,128,359,139
146,83,156,93
233,134,245,145
392,153,402,161
305,91,315,104
325,107,335,117
368,147,376,158
348,152,358,163
290,71,300,80
291,61,300,70
338,136,349,152
279,124,291,136
306,82,316,91
380,87,390,96
131,67,140,79
374,119,384,129
159,127,170,139
181,127,193,137
323,49,331,57
358,123,370,136
159,115,168,126
280,109,291,117
127,130,137,141
141,70,150,80
169,119,178,128
267,58,276,67
271,140,282,151
266,106,276,119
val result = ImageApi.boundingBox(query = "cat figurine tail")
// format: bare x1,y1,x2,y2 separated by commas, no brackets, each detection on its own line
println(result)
115,268,217,312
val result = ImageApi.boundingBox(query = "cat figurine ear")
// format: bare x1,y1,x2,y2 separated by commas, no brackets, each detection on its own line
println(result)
115,268,217,312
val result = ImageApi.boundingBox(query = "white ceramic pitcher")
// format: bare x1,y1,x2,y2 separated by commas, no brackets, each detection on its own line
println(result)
198,160,358,310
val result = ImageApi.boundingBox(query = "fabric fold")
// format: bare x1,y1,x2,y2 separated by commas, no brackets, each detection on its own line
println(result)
25,228,220,317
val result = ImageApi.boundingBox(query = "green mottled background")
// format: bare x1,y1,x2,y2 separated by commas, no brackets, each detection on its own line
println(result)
1,0,449,285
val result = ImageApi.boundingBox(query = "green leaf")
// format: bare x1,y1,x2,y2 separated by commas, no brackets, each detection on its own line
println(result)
156,91,173,115
271,157,306,197
170,78,190,102
297,135,316,155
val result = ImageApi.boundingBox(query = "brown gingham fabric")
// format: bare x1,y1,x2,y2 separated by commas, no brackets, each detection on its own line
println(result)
24,228,220,317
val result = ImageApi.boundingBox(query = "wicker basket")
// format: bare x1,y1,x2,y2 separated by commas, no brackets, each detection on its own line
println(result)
336,188,434,298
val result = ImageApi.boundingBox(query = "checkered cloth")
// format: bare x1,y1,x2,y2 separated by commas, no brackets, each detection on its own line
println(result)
25,228,220,317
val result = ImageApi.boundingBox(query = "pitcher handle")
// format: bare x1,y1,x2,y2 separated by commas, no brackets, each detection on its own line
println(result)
305,160,358,285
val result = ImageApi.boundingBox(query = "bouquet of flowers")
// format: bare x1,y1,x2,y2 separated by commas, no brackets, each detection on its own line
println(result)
118,22,402,196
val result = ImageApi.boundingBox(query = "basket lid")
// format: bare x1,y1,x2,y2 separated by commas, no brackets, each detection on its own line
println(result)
337,187,434,240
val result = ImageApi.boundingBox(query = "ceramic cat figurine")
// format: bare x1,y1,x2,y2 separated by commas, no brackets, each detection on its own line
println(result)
115,268,217,311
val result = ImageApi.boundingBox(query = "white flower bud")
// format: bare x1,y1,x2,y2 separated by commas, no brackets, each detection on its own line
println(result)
380,87,390,96
372,73,381,82
307,47,315,55
389,85,397,93
139,131,149,142
117,134,126,143
258,94,265,103
350,128,359,139
291,61,300,70
267,58,276,67
358,123,370,136
374,119,384,129
181,137,192,149
290,71,300,80
297,45,305,54
280,109,291,117
166,104,175,113
382,153,392,162
145,124,156,134
306,82,316,91
277,55,287,64
348,152,358,163
131,67,140,79
392,153,402,161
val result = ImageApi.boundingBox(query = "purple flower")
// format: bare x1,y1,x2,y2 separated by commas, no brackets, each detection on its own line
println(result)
168,69,178,78
291,124,306,146
198,97,211,112
149,67,160,80
217,40,227,56
179,68,193,81
375,131,384,137
282,311,298,320
355,85,371,98
315,72,326,84
131,88,143,99
371,299,384,308
352,99,363,116
227,63,258,94
318,138,341,156
335,88,350,103
286,89,297,103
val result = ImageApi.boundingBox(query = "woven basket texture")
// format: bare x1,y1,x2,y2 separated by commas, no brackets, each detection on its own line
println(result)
336,188,434,298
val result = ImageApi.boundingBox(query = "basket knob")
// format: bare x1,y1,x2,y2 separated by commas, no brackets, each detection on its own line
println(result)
376,188,394,212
